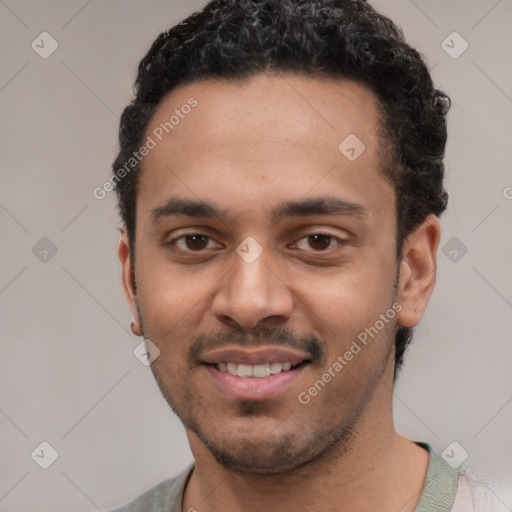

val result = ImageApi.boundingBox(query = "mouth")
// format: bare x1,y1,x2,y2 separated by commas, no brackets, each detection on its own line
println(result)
201,346,312,401
208,360,308,378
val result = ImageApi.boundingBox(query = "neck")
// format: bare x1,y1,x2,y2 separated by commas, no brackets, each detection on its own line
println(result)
182,378,428,512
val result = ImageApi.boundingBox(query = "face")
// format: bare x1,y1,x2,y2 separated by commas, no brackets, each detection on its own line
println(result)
119,72,429,474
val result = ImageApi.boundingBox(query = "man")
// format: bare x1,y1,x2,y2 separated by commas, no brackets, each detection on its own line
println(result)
110,1,502,510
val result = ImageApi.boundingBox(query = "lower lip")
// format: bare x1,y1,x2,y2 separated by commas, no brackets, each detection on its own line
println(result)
204,364,308,401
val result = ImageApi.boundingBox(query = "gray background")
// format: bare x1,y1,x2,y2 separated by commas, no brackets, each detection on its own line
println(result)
1,0,511,510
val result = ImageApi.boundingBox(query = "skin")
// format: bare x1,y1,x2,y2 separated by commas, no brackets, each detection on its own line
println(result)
118,72,441,511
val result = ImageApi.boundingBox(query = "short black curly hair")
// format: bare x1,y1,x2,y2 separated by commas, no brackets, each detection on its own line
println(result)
112,0,450,379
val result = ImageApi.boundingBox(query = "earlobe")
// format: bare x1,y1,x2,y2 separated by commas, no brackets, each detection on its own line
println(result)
118,231,143,336
130,320,143,337
396,214,441,328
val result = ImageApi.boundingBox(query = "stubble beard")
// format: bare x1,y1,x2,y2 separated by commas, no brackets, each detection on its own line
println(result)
136,285,397,475
147,341,394,477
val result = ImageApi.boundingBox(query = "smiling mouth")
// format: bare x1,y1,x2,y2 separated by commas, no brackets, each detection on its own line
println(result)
206,360,310,378
202,347,312,400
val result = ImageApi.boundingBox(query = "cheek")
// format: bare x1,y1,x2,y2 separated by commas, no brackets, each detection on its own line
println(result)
136,250,215,337
288,260,398,377
294,258,397,325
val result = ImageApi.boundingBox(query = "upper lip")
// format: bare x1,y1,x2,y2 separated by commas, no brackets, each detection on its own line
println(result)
201,346,311,366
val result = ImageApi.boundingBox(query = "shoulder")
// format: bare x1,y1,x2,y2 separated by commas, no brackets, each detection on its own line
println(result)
452,465,512,512
107,463,195,512
413,442,511,512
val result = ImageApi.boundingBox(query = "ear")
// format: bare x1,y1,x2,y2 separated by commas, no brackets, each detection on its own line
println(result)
396,214,441,328
118,230,143,336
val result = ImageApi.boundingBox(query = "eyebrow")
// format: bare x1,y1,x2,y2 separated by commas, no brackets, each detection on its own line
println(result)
151,198,225,221
150,196,367,223
274,196,367,220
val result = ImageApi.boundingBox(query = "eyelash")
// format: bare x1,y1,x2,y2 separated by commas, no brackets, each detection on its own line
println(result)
291,233,344,251
168,232,345,254
170,234,220,252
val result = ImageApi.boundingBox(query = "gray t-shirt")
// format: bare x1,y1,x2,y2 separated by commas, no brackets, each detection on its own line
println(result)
109,443,508,512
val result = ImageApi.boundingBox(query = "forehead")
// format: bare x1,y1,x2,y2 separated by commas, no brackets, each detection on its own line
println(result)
137,72,392,225
146,72,381,154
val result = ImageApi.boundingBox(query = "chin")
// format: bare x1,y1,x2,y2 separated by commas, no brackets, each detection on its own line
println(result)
205,437,316,474
191,418,356,476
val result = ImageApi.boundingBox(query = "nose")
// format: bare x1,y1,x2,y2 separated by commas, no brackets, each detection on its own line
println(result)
211,248,294,330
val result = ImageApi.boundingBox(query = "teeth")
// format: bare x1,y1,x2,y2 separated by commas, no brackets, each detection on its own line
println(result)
215,361,296,378
269,362,283,374
237,363,253,378
253,364,271,378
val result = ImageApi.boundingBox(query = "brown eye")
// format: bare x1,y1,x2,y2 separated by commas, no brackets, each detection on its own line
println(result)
308,234,333,251
184,234,209,251
167,232,223,257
